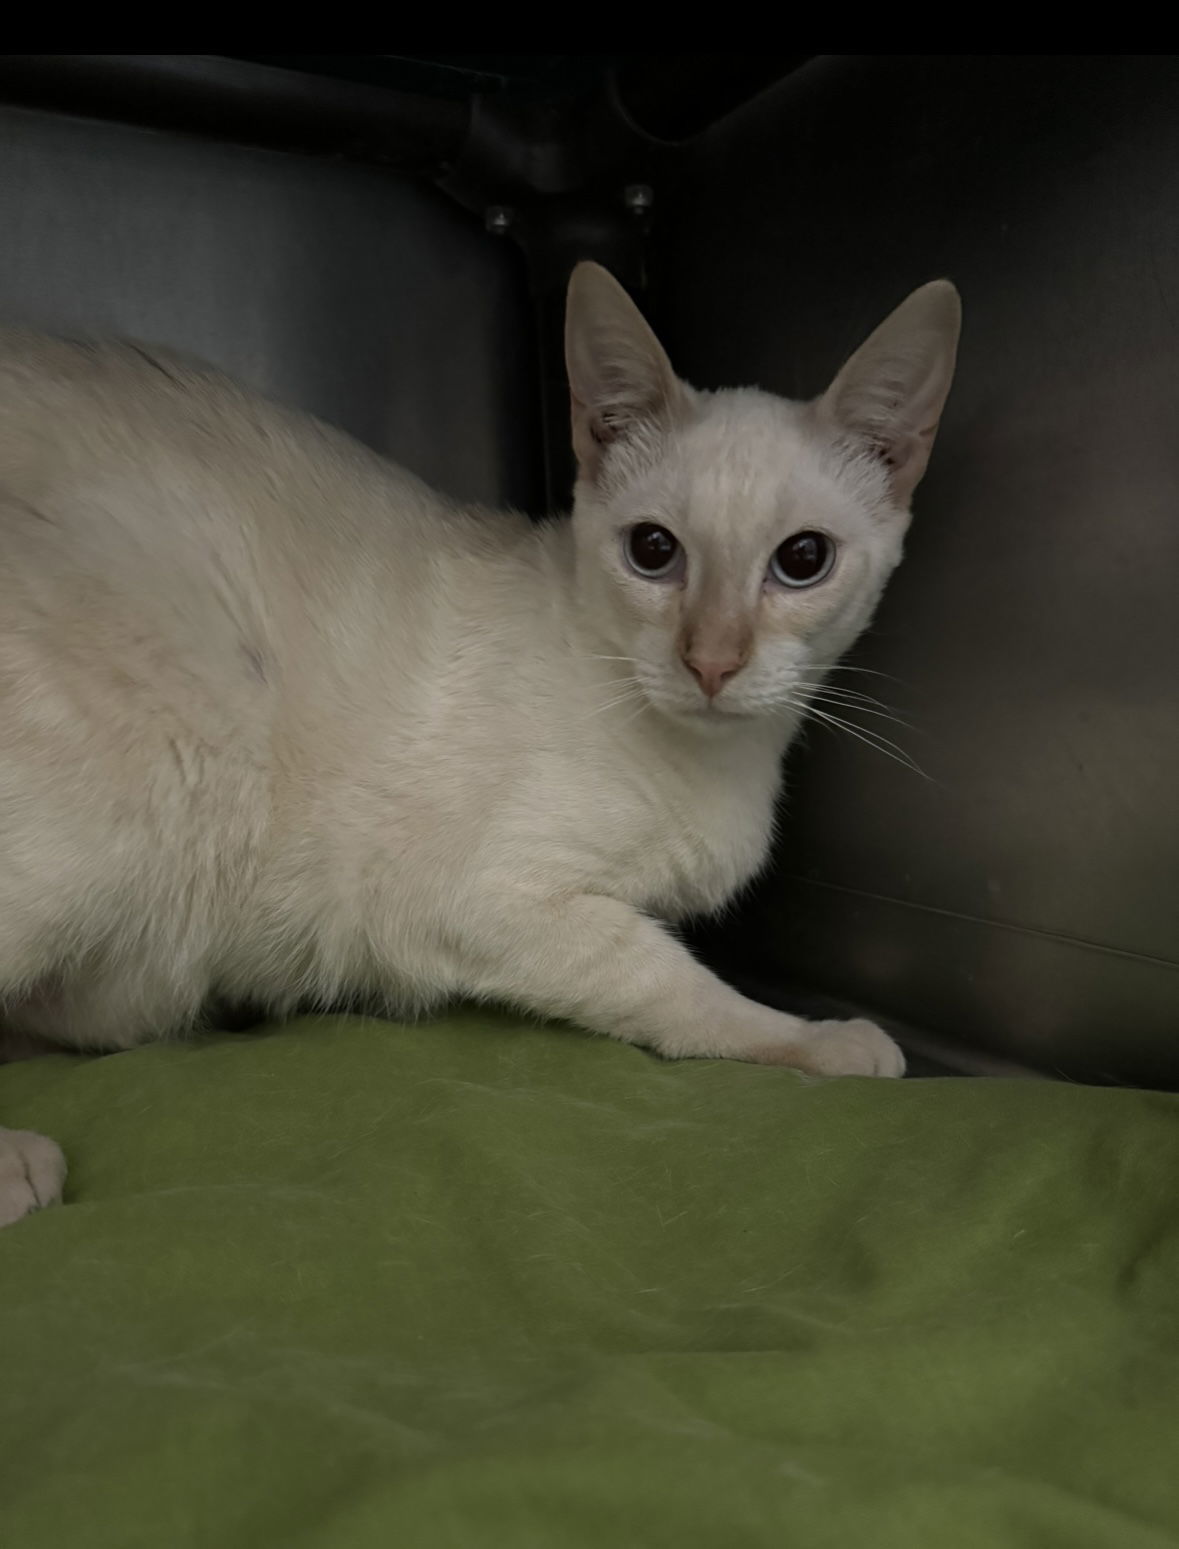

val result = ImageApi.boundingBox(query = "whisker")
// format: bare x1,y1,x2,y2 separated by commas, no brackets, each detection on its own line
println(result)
795,682,893,709
805,717,926,779
587,689,642,713
792,675,911,726
805,704,922,767
802,692,914,732
806,663,904,685
583,683,646,719
793,700,928,778
614,700,651,730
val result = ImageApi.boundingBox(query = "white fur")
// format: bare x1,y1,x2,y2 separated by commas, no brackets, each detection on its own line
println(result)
0,268,960,1222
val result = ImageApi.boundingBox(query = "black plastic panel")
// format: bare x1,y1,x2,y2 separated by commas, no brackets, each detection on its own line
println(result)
661,56,1179,1085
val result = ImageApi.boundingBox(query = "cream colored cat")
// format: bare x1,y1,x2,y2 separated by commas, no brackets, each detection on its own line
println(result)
0,263,960,1225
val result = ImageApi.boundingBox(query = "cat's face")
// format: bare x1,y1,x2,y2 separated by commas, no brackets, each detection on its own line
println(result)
565,265,960,726
571,389,910,721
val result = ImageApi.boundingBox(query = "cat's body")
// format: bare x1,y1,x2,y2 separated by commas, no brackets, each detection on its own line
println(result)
0,330,786,1044
0,265,960,1224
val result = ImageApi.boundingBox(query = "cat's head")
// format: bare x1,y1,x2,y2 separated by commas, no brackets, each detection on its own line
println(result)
565,262,960,725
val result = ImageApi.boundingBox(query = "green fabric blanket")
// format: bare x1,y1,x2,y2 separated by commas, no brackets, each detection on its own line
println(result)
1,1013,1176,1547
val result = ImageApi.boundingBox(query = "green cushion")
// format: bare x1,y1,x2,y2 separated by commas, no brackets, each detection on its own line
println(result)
1,1013,1177,1547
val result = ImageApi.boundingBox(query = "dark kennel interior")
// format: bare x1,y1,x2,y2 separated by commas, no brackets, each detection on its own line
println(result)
0,54,1174,1088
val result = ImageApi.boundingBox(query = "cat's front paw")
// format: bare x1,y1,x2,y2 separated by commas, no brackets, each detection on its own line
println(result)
0,1128,66,1227
804,1018,906,1077
750,1017,906,1078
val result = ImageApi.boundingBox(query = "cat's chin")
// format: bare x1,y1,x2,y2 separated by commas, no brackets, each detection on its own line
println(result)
656,698,767,729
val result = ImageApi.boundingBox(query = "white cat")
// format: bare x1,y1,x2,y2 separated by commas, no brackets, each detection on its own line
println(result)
0,263,960,1225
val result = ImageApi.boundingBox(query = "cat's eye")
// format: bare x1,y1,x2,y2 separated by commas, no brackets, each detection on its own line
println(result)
769,530,835,588
625,523,682,580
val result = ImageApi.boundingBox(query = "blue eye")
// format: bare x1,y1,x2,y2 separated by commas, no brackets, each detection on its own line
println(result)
625,523,681,579
769,531,835,587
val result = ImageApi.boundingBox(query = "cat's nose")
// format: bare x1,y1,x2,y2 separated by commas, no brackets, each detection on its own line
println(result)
682,653,746,700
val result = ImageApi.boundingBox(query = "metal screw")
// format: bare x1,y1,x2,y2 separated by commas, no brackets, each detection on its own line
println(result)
623,183,654,215
485,205,514,236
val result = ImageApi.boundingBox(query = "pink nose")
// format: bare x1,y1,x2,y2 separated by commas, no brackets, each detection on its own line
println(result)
682,654,745,700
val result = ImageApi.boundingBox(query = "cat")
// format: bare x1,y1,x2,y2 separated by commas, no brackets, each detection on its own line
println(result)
0,262,960,1226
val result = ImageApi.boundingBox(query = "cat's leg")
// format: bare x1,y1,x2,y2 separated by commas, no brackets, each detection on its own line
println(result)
458,892,904,1077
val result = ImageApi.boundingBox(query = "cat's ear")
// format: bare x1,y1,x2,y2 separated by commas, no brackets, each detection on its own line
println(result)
818,280,961,504
565,262,687,481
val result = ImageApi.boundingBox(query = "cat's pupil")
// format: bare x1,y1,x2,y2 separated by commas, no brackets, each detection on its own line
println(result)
628,523,679,575
776,531,829,581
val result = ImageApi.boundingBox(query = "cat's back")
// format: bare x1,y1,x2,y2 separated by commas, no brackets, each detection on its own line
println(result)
0,326,411,538
0,326,283,477
0,327,540,764
0,328,464,654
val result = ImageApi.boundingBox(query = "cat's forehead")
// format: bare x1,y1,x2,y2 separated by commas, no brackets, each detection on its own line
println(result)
653,388,856,535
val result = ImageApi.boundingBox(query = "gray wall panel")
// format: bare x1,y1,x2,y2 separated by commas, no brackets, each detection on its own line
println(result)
0,103,538,509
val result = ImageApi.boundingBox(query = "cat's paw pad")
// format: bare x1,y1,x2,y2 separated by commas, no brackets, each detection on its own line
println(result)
0,1128,66,1227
